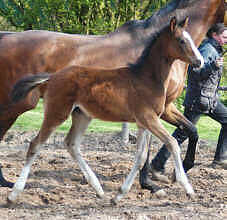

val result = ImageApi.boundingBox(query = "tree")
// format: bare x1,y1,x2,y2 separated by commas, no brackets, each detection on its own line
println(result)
0,0,168,34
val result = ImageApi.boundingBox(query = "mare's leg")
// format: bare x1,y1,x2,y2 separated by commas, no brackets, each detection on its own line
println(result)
112,128,148,204
0,90,40,188
120,123,137,144
7,95,73,203
139,112,194,196
65,108,104,198
0,117,18,188
0,167,14,188
121,123,130,143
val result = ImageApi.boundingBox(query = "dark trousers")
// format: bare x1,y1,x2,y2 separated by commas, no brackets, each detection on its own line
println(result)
151,100,227,172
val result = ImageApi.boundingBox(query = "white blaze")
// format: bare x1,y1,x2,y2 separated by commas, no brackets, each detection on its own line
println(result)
183,31,204,68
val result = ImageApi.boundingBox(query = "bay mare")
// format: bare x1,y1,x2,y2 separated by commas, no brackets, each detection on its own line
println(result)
9,17,203,204
0,0,225,188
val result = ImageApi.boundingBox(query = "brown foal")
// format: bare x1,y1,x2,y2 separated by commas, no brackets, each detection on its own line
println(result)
0,0,225,188
9,17,203,204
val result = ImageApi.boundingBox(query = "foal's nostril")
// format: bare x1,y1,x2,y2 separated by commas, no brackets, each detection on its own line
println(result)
192,59,201,68
197,60,201,67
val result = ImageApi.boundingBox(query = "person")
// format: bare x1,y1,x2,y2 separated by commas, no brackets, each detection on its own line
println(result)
149,23,227,181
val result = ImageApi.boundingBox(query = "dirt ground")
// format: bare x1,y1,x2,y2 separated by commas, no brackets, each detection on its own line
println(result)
0,130,226,220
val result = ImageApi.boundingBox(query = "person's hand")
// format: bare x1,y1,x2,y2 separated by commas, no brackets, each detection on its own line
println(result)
216,57,224,67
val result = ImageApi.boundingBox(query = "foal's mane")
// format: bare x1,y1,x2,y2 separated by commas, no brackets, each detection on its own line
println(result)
130,15,189,74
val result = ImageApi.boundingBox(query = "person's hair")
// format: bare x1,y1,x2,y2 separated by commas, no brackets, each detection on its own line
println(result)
207,23,226,38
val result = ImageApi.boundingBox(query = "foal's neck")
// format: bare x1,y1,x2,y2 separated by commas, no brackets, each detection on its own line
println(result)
139,35,174,86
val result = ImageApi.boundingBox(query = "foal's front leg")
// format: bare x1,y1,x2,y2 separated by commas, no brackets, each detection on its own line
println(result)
65,108,104,198
144,114,194,196
161,103,199,173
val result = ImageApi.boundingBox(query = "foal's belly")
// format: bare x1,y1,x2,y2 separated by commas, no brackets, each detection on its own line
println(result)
77,103,135,123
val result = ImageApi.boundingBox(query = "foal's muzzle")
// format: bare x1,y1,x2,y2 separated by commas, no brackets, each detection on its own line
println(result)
192,59,202,68
191,56,204,69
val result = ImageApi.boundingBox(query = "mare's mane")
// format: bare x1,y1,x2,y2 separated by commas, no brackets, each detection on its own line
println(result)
112,0,182,37
107,0,198,74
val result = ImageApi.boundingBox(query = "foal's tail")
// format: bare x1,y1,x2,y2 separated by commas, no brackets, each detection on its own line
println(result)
11,73,50,103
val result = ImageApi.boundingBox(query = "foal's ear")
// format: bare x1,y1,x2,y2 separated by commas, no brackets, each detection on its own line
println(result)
170,16,177,32
182,17,189,29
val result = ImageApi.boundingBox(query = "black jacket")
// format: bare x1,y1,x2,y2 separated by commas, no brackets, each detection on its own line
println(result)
183,37,223,113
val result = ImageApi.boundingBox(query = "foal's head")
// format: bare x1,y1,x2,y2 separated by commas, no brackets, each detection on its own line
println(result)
167,17,204,69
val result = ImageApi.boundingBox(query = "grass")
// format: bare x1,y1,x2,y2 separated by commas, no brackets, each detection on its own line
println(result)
12,100,221,142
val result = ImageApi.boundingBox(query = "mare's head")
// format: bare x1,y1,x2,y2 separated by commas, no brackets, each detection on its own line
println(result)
167,17,204,69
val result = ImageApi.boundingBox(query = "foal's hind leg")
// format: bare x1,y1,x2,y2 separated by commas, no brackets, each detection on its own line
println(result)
8,98,73,203
112,128,148,204
65,108,104,198
139,134,167,196
7,128,55,203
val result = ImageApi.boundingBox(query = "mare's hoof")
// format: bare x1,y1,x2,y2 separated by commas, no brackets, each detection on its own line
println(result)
171,170,176,183
128,133,137,144
0,180,14,188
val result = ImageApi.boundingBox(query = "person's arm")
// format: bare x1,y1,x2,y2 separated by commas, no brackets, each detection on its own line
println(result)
190,44,220,80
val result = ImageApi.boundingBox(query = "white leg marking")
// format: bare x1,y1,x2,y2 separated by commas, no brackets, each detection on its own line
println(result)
8,152,37,202
113,128,148,203
169,137,194,195
121,123,130,144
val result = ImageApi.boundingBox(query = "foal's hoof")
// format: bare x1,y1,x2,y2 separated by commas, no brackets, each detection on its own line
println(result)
186,192,196,200
150,167,170,184
94,187,105,199
110,198,118,206
96,192,105,199
153,189,167,198
6,197,18,208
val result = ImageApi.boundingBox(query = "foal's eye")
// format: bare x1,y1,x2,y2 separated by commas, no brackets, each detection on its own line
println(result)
179,39,185,44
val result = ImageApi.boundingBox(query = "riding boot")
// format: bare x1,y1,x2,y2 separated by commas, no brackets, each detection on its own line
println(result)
212,125,227,169
182,125,199,172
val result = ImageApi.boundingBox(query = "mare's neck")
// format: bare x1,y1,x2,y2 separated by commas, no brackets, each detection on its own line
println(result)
180,0,224,46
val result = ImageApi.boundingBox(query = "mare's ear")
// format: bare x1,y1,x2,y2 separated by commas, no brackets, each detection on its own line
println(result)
170,16,177,32
182,17,189,29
